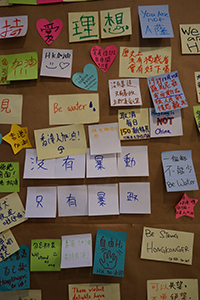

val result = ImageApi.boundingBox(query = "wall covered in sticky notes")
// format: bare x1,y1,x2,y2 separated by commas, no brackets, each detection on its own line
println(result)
1,0,200,299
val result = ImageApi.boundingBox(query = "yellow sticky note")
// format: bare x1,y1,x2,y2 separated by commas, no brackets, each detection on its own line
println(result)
100,7,132,39
69,283,121,300
49,94,99,125
0,193,27,232
68,12,99,43
0,229,19,262
180,25,200,54
118,108,150,140
7,52,38,81
0,290,42,300
147,279,198,300
3,124,32,155
119,46,171,78
141,227,194,265
34,124,87,160
0,94,22,124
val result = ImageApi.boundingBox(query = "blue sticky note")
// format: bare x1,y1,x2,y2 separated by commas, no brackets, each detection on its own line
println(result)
93,229,127,277
0,133,2,145
161,150,199,192
0,245,30,291
147,71,188,113
138,5,174,38
72,64,98,91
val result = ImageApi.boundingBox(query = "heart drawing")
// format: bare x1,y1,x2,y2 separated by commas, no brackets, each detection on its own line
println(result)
36,18,63,45
72,64,98,91
90,45,117,72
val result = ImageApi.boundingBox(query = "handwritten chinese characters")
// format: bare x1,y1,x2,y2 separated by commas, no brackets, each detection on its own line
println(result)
7,52,38,81
119,46,171,78
193,105,200,132
25,186,56,218
93,229,127,277
72,64,98,91
180,24,200,54
3,124,32,155
148,71,188,112
61,234,92,269
0,94,23,124
40,49,72,78
0,229,19,263
0,162,19,193
0,193,26,232
138,5,174,38
0,245,29,292
68,12,99,43
36,18,63,45
175,193,198,219
49,93,99,125
161,150,199,192
0,55,10,85
149,108,183,138
109,78,142,106
141,227,194,265
34,124,87,160
147,279,198,300
118,108,150,140
194,72,200,102
68,283,121,300
31,239,61,271
90,45,117,73
88,184,119,216
0,16,28,39
88,122,121,155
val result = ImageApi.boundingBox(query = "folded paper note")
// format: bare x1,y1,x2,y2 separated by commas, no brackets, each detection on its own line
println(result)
0,162,19,193
40,49,73,78
0,94,23,124
138,5,174,38
93,229,127,277
0,16,28,38
118,108,150,140
147,71,188,113
119,46,171,78
109,78,142,106
31,239,61,271
161,150,199,192
149,108,183,138
34,124,87,160
49,93,99,125
141,227,194,265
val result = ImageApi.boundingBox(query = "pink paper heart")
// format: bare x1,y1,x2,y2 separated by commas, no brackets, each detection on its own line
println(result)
36,18,63,45
90,45,117,72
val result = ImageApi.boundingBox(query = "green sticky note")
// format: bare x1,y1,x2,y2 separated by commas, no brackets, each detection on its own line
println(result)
193,105,200,132
31,239,61,271
7,52,38,81
9,0,37,4
0,162,19,193
0,55,10,85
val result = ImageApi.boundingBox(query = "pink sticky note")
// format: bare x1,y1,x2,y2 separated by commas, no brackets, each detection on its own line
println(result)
36,18,63,45
90,45,117,72
175,193,198,219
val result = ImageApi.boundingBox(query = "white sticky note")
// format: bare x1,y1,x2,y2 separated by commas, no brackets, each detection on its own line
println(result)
117,146,149,177
25,187,57,218
86,149,118,178
88,122,121,155
119,182,151,214
58,185,87,217
55,154,85,178
109,78,142,106
23,149,55,179
149,108,183,138
88,184,119,216
0,16,28,38
0,94,22,124
61,234,92,269
40,49,73,78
